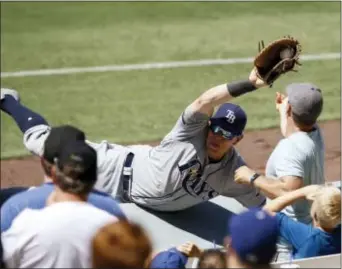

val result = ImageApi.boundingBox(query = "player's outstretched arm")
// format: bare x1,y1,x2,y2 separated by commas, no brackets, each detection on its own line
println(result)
190,68,267,117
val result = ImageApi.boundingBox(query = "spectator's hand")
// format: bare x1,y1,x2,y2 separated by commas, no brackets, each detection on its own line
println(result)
275,92,286,111
177,242,202,258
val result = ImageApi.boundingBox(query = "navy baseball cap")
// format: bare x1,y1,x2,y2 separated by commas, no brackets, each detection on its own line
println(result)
56,140,97,185
228,208,279,265
43,125,86,163
210,103,247,137
149,248,187,269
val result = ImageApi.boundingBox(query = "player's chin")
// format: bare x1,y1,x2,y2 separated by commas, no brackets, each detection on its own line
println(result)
207,144,225,160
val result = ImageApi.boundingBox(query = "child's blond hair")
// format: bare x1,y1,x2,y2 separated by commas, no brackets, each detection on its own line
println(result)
311,186,341,230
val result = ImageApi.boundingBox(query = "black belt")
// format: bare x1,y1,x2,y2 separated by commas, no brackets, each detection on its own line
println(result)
122,152,134,202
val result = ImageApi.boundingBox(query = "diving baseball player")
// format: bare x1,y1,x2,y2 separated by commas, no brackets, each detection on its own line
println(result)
1,68,268,211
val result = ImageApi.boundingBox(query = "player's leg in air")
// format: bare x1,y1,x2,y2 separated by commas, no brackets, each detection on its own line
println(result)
1,88,51,157
0,88,129,197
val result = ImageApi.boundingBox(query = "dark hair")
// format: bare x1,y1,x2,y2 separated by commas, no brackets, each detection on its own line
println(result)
198,249,226,268
292,111,316,127
54,160,96,196
53,141,97,196
41,158,53,177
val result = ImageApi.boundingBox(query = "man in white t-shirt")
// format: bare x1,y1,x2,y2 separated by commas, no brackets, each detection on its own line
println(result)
1,141,117,268
234,83,325,261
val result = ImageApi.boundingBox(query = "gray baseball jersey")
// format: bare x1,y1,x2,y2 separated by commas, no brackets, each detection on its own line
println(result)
23,106,265,211
265,126,325,259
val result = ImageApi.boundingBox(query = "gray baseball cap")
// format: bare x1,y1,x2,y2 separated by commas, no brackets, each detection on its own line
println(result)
286,83,323,125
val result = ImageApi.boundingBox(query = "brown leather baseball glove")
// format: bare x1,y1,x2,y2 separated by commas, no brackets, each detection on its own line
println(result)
254,36,302,87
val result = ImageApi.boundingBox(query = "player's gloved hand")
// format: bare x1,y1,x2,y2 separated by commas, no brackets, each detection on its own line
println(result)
253,36,302,87
176,242,202,258
249,67,268,88
234,165,257,185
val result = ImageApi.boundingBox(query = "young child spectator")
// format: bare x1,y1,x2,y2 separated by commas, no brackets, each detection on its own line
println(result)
263,185,341,259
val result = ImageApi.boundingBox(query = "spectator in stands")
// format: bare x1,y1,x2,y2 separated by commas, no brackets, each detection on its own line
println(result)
1,125,125,232
92,220,152,268
225,208,279,269
1,141,117,268
197,249,226,268
234,83,325,262
263,185,341,259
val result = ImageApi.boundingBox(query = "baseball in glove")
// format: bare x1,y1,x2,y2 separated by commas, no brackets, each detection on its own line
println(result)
254,36,302,87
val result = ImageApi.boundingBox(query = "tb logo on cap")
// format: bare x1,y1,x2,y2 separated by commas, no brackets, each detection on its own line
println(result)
225,110,236,124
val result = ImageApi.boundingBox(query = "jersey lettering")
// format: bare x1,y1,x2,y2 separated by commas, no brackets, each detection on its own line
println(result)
178,160,219,200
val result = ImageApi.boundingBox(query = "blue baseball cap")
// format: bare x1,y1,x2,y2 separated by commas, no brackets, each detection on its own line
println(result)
150,247,187,269
210,103,247,136
228,209,279,265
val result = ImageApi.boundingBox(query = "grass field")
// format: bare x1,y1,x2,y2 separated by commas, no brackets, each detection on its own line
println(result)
1,2,341,159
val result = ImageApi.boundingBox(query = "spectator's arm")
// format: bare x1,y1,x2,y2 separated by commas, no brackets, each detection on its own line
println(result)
263,185,322,214
235,165,306,199
254,175,304,199
274,213,312,250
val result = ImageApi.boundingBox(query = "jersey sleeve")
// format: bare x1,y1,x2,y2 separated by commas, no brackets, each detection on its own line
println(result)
273,140,305,179
275,212,312,250
162,104,209,143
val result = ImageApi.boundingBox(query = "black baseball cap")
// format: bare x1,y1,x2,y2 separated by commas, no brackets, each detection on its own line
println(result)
43,125,86,163
56,140,97,185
